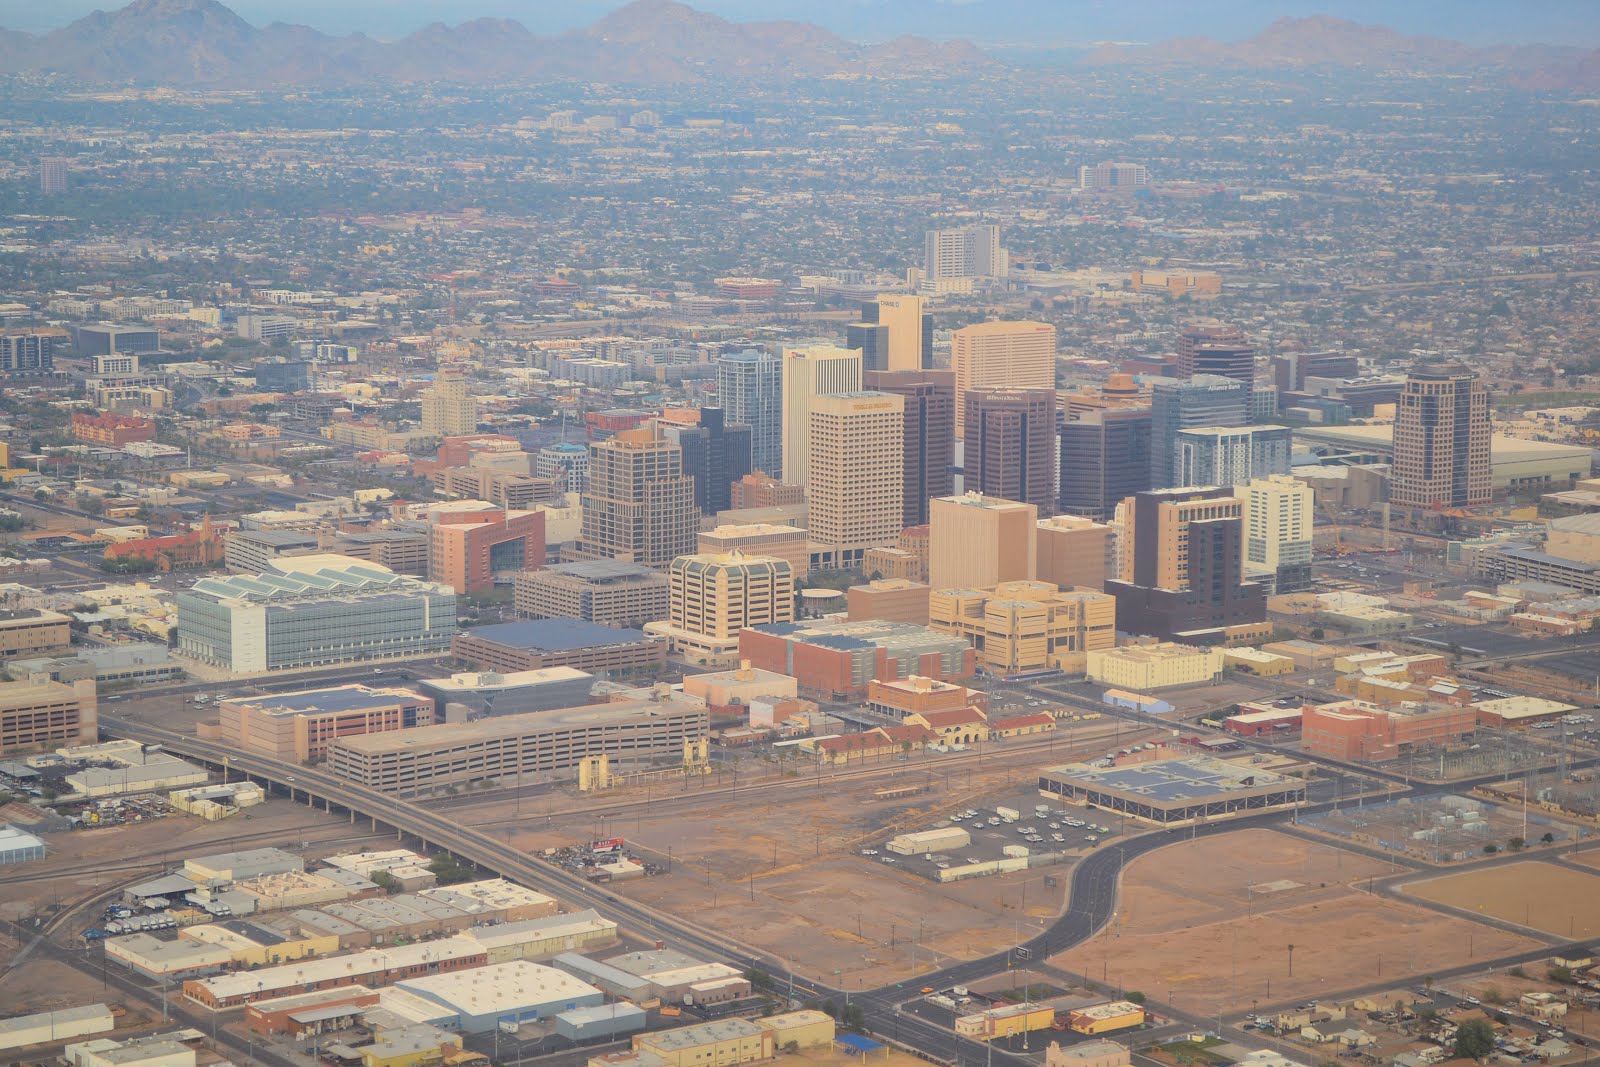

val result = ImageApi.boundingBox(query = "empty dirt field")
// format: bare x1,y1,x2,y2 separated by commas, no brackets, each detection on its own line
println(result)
1401,861,1600,939
481,757,1112,987
1053,828,1540,1015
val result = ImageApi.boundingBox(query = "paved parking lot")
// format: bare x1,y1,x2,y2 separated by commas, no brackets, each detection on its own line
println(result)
863,791,1124,882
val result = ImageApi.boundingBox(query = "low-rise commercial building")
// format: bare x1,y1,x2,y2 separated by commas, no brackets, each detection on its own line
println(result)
680,664,797,709
415,668,593,720
513,562,669,629
452,620,666,676
395,961,603,1034
183,936,490,1009
740,618,974,699
1085,643,1224,691
1474,696,1578,729
1301,700,1476,761
0,609,72,657
214,685,437,763
326,696,709,794
956,1003,1057,1041
632,1019,774,1067
1039,757,1304,825
64,1035,194,1067
0,1004,115,1051
929,582,1116,676
245,986,382,1038
1067,1002,1146,1035
0,678,98,755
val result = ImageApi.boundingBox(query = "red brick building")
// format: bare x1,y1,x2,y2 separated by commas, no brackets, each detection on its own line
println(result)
739,619,974,700
72,412,156,446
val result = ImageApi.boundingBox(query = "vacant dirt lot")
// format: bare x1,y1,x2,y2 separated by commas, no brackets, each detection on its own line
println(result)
479,734,1148,988
1402,861,1600,939
1053,829,1540,1015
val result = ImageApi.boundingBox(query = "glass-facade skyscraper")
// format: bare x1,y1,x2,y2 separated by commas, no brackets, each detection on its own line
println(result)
715,348,782,479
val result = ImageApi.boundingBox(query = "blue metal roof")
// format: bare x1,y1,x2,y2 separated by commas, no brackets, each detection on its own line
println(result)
468,619,652,652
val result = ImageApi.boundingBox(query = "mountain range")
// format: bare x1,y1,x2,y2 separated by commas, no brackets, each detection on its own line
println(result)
1,0,1598,89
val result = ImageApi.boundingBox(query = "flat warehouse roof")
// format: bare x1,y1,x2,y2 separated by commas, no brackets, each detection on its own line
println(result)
1043,757,1291,804
228,686,427,715
464,620,654,652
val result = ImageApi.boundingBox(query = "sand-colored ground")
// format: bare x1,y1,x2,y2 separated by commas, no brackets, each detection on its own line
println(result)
1402,861,1600,939
487,761,1098,988
1053,829,1540,1015
1562,848,1600,872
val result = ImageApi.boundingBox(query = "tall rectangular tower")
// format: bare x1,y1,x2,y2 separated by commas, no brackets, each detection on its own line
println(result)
1392,364,1491,508
949,320,1056,438
865,369,955,527
1107,486,1265,643
577,426,699,567
806,392,905,571
1175,321,1255,405
716,348,782,478
964,387,1057,517
781,344,862,485
421,367,476,437
1058,407,1152,522
1149,374,1249,489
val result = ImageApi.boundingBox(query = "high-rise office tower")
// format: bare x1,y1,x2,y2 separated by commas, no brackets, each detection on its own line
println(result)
577,425,699,567
964,387,1057,517
1106,486,1266,643
848,295,933,373
1058,407,1152,522
806,392,904,570
928,493,1037,591
39,158,68,197
421,367,477,437
716,348,783,478
865,369,955,527
1240,475,1315,594
1175,321,1256,406
1174,425,1292,487
658,407,752,516
924,223,1007,286
1149,374,1249,489
949,320,1056,438
781,344,861,485
1392,364,1492,508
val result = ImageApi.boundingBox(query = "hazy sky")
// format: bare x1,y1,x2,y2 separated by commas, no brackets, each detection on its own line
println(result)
3,0,1599,46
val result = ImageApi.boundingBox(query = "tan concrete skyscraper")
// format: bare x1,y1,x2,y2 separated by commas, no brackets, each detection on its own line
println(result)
1392,364,1491,508
950,320,1056,437
576,425,699,567
781,344,862,484
421,367,477,437
806,391,904,570
927,492,1038,591
877,295,930,371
